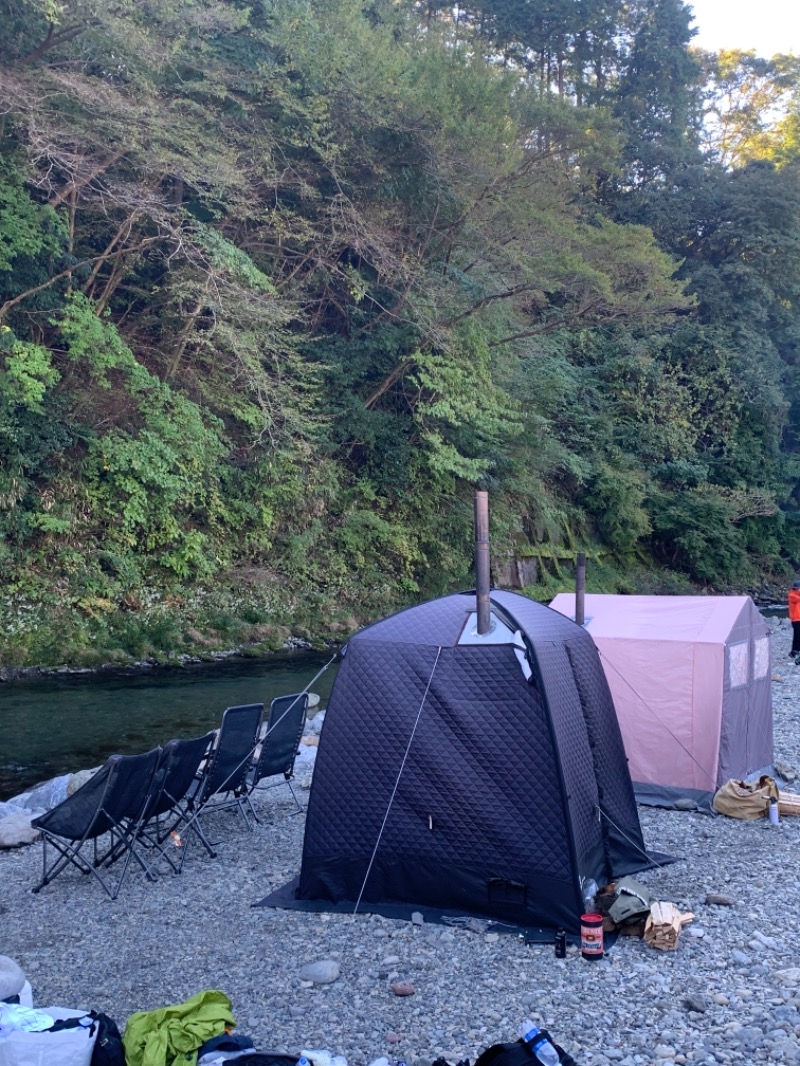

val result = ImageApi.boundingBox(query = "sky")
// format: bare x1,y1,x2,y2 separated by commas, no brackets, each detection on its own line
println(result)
687,0,800,56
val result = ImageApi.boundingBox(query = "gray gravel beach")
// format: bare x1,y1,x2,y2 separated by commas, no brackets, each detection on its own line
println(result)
2,615,800,1066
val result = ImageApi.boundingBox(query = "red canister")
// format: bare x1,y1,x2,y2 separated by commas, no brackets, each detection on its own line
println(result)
580,912,604,960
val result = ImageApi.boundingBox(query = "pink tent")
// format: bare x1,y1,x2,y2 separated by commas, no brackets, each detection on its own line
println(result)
549,594,773,808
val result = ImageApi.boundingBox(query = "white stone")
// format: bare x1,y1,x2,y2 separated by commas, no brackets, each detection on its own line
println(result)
299,959,340,984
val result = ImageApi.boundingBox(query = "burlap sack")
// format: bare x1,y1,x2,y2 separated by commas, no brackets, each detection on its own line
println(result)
712,775,779,819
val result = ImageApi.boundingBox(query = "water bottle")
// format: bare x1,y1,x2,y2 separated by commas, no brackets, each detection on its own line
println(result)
519,1020,560,1066
581,878,599,911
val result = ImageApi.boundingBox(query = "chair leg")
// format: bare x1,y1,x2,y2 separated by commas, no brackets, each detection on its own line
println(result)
286,779,303,814
33,834,93,893
243,793,261,826
33,832,124,901
177,816,220,875
183,816,217,861
235,796,254,831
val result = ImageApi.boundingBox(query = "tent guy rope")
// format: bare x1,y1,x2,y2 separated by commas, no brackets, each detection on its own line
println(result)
351,646,443,918
598,651,718,789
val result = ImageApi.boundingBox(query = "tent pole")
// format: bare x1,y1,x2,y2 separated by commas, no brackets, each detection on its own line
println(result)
575,552,586,626
474,489,491,635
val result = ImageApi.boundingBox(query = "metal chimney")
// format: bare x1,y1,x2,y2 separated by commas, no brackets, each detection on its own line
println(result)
575,551,586,626
474,489,491,635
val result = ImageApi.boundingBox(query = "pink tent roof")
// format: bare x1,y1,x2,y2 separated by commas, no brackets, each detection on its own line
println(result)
549,594,753,643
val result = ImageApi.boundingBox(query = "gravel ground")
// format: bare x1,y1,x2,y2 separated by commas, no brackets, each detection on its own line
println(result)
2,616,800,1066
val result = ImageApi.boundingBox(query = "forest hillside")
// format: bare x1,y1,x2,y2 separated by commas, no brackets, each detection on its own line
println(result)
2,0,800,665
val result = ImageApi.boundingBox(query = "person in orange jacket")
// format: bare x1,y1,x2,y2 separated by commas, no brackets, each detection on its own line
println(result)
789,581,800,658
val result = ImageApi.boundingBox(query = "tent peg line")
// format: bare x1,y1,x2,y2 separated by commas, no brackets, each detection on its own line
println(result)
598,651,718,789
351,646,443,920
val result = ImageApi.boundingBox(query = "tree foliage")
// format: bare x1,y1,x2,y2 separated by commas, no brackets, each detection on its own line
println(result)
2,0,800,654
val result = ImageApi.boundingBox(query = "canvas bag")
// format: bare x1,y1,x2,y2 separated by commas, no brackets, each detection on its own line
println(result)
0,1007,97,1066
712,775,779,820
607,877,653,926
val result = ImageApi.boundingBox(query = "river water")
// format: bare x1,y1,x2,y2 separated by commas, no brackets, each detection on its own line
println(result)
0,651,338,801
2,602,787,803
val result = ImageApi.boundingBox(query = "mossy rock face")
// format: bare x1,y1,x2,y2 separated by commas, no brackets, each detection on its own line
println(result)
241,641,284,657
183,626,226,649
249,623,292,645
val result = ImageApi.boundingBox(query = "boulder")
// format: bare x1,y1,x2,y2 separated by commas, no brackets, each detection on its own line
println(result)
305,710,326,736
0,801,34,820
0,813,41,848
67,767,99,795
12,773,71,814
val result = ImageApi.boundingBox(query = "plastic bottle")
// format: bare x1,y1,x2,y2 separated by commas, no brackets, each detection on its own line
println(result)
769,798,780,826
581,878,599,911
519,1020,560,1066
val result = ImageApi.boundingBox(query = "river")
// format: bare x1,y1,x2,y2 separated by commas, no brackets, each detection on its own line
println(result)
0,651,338,801
2,601,787,803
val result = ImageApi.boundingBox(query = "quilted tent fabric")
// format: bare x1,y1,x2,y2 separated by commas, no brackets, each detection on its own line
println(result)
296,590,656,934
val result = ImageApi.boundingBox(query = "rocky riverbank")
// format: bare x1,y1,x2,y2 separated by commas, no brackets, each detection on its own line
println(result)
1,617,800,1066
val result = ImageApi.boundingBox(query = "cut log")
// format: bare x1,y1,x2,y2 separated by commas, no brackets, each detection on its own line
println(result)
643,902,694,951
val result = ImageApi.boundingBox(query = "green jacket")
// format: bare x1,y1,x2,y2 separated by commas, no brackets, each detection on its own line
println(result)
122,989,237,1066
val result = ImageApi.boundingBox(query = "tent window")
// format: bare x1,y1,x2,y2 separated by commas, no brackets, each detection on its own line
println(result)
753,637,769,680
728,642,749,688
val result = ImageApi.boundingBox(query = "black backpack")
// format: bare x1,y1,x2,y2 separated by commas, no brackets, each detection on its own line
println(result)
89,1012,125,1066
474,1033,579,1066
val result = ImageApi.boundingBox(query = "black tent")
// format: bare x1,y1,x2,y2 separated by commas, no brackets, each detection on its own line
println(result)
293,590,660,934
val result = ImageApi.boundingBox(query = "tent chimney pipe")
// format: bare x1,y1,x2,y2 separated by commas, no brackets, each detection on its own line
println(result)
575,552,586,626
474,489,491,635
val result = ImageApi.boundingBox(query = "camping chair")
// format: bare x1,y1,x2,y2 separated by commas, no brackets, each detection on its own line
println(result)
242,692,309,823
179,703,263,866
107,731,216,876
31,747,161,900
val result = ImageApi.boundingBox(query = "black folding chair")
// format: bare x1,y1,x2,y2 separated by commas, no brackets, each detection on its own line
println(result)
31,747,161,900
127,731,216,874
242,692,309,822
179,703,263,865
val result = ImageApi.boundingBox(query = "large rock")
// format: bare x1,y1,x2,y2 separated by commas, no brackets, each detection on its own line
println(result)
0,813,41,848
305,710,326,736
11,773,71,814
0,801,37,820
67,767,99,795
